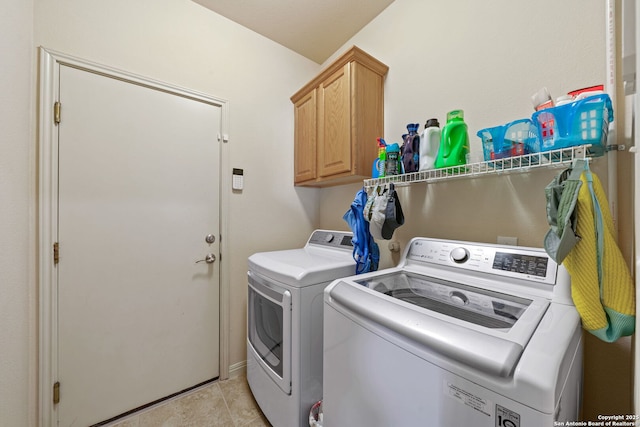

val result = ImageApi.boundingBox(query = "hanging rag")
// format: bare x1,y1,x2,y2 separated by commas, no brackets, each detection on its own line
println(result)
544,159,635,342
381,183,404,240
363,186,389,240
343,187,380,274
543,164,582,264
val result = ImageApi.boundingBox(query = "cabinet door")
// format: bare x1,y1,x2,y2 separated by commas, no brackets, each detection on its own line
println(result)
293,88,317,183
318,64,351,178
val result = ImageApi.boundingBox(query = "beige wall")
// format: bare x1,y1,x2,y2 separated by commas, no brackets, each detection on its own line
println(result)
2,0,634,425
320,0,633,418
32,0,324,370
1,0,35,425
320,0,608,237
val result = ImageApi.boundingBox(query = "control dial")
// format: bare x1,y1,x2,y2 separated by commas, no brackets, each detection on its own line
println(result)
450,247,469,263
324,233,334,243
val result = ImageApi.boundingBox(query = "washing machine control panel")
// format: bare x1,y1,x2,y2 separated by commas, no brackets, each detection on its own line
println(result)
406,239,558,285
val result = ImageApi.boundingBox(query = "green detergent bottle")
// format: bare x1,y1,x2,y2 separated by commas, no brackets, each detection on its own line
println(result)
435,109,469,169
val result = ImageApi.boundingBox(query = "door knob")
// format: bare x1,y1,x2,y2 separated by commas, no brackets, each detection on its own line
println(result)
195,254,216,264
205,234,216,244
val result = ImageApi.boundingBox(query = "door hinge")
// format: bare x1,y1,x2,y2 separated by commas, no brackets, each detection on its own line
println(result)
53,381,60,405
53,242,59,265
54,101,61,125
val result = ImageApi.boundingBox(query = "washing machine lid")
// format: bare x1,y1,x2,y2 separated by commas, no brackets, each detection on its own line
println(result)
250,247,355,287
327,269,550,377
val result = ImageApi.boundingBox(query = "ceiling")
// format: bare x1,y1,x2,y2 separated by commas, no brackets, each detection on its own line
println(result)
192,0,395,64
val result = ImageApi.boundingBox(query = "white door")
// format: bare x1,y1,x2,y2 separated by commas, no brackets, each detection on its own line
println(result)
56,65,221,426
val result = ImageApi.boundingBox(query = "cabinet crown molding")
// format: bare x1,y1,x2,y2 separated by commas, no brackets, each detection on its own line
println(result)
291,46,388,103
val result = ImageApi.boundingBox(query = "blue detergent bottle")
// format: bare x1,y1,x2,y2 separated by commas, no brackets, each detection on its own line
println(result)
371,138,387,178
435,110,469,169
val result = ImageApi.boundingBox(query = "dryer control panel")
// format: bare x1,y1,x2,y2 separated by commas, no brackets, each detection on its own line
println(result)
406,238,558,285
307,230,353,250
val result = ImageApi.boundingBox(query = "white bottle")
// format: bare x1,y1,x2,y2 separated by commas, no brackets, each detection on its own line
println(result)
419,118,440,171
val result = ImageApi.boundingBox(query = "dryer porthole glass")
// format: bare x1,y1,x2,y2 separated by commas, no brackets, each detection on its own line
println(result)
248,286,284,376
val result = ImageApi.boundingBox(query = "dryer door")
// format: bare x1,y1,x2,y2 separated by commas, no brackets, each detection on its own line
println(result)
248,271,292,394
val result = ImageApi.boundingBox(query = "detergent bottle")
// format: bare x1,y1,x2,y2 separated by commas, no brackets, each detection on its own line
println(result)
371,138,387,178
419,118,440,171
435,110,469,169
385,143,402,176
401,123,420,173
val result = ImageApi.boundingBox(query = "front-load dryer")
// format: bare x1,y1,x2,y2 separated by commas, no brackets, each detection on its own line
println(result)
247,229,355,427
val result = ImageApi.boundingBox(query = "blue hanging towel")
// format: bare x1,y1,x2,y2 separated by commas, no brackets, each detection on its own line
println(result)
343,187,380,274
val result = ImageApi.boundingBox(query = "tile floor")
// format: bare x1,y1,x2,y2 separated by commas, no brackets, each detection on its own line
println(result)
106,374,271,427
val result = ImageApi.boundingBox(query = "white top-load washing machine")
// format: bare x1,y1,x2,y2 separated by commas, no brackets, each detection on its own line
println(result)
247,229,355,427
323,237,583,427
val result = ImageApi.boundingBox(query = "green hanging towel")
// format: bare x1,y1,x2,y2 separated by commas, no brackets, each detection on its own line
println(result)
544,160,635,342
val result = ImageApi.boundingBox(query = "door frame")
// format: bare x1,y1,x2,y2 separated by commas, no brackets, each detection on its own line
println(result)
37,47,231,426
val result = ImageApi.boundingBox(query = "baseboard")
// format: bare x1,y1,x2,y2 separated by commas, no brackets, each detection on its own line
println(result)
228,360,247,378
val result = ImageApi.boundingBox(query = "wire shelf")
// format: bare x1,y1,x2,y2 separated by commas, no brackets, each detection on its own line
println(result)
363,145,591,189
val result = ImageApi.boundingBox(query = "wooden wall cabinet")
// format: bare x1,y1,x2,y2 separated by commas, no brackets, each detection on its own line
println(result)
291,46,388,187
